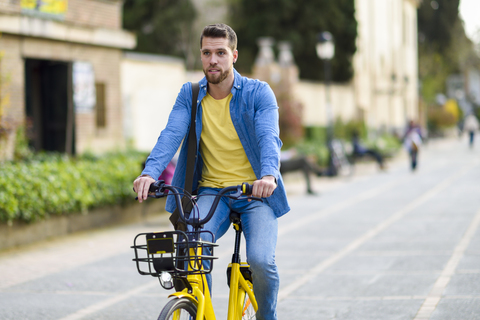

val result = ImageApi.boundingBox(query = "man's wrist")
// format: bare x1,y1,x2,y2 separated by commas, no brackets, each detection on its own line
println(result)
261,175,277,185
136,174,154,180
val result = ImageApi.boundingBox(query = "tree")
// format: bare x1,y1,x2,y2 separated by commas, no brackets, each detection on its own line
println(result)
228,0,357,82
122,0,198,68
417,0,460,53
417,0,479,104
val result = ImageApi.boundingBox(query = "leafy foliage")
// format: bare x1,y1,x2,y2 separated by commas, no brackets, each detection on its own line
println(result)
427,104,460,134
295,138,330,167
228,0,357,82
418,0,460,53
0,151,147,223
417,0,479,104
13,126,34,161
122,0,197,67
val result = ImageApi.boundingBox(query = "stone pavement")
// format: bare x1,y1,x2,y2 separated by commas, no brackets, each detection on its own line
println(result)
276,136,480,320
0,136,479,320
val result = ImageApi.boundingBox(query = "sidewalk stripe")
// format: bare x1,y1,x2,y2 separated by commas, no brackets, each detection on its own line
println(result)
279,154,456,238
278,163,474,302
279,176,407,237
58,281,158,320
413,206,480,320
58,244,234,320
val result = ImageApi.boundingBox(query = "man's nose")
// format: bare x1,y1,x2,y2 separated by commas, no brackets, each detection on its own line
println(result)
209,55,218,64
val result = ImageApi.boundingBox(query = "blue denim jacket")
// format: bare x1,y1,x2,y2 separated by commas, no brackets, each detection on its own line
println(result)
142,69,290,218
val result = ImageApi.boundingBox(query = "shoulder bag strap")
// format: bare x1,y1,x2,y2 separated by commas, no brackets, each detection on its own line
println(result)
184,82,200,194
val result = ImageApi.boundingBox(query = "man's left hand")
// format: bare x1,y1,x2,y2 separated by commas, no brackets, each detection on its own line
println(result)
252,175,277,199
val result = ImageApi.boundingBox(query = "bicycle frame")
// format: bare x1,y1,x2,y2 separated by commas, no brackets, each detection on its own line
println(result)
167,245,215,320
227,262,258,319
133,182,261,320
167,223,258,320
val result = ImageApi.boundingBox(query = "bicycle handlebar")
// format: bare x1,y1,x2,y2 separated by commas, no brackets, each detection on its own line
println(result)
140,180,262,229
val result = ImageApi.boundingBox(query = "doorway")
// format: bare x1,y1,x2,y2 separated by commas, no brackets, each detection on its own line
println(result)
25,59,75,154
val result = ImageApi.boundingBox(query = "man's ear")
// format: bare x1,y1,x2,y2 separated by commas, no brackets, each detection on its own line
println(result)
233,49,238,64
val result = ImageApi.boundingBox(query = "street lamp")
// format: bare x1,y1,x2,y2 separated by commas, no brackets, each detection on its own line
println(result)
316,32,336,175
316,32,335,60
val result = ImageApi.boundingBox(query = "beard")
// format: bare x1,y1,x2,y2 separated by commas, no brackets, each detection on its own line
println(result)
203,66,231,85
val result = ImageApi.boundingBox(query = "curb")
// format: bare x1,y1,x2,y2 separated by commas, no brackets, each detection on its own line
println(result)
0,199,167,251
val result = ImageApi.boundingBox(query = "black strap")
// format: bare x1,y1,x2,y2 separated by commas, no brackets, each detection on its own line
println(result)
184,82,200,194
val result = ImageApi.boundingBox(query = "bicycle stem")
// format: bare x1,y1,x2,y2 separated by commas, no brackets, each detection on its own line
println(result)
162,183,247,230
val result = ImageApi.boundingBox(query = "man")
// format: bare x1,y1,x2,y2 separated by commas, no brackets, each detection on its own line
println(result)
133,23,289,320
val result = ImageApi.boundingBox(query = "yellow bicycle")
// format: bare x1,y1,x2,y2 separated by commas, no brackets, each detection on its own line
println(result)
132,181,259,320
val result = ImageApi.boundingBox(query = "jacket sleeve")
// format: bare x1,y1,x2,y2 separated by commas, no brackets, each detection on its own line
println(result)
253,82,282,180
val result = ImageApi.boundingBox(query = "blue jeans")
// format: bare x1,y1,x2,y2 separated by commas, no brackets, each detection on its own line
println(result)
193,187,279,320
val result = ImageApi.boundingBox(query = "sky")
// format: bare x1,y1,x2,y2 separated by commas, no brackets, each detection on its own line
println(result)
459,0,480,43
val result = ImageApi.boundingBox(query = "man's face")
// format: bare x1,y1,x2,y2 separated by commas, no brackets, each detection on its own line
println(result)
200,37,238,85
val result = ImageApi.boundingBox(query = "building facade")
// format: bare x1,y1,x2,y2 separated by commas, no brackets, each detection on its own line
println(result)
353,0,421,132
0,0,135,160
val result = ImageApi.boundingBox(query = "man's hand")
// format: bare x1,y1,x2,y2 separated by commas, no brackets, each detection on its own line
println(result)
252,175,277,199
133,175,155,203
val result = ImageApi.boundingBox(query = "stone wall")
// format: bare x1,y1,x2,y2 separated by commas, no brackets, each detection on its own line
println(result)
0,0,122,29
0,0,133,159
0,34,126,155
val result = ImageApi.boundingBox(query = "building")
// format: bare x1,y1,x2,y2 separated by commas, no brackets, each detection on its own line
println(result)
297,0,422,134
0,0,135,160
122,52,189,152
194,0,421,134
353,0,421,132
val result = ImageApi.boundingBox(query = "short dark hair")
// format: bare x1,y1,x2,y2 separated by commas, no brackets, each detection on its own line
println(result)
200,23,237,52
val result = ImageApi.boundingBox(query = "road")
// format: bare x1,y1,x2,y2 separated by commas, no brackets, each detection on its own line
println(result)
1,136,479,320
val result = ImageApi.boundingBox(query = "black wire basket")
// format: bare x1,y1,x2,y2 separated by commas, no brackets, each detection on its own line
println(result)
132,230,218,277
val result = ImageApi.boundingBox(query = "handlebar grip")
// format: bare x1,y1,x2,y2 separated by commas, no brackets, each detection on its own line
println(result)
241,183,253,195
134,180,166,201
149,180,165,192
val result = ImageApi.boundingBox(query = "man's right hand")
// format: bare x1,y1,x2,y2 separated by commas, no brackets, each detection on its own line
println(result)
133,175,155,203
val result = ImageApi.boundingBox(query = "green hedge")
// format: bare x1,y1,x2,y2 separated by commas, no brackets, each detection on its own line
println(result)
0,151,147,223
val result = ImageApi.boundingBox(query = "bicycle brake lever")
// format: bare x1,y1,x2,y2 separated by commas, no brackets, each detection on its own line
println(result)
235,195,263,202
134,190,167,201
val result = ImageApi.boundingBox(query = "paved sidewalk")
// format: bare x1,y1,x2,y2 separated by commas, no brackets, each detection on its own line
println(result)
1,137,479,320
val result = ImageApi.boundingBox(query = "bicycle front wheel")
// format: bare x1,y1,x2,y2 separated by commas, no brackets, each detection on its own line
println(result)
241,293,256,320
157,297,197,320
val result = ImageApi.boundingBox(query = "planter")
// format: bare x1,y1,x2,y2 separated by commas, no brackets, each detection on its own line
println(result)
0,199,167,251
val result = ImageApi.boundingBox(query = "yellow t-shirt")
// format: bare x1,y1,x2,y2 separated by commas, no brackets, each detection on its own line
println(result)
199,93,256,188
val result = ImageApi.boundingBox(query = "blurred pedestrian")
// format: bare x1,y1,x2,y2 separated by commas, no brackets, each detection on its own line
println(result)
280,149,326,195
351,130,385,170
402,120,423,171
463,112,479,148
